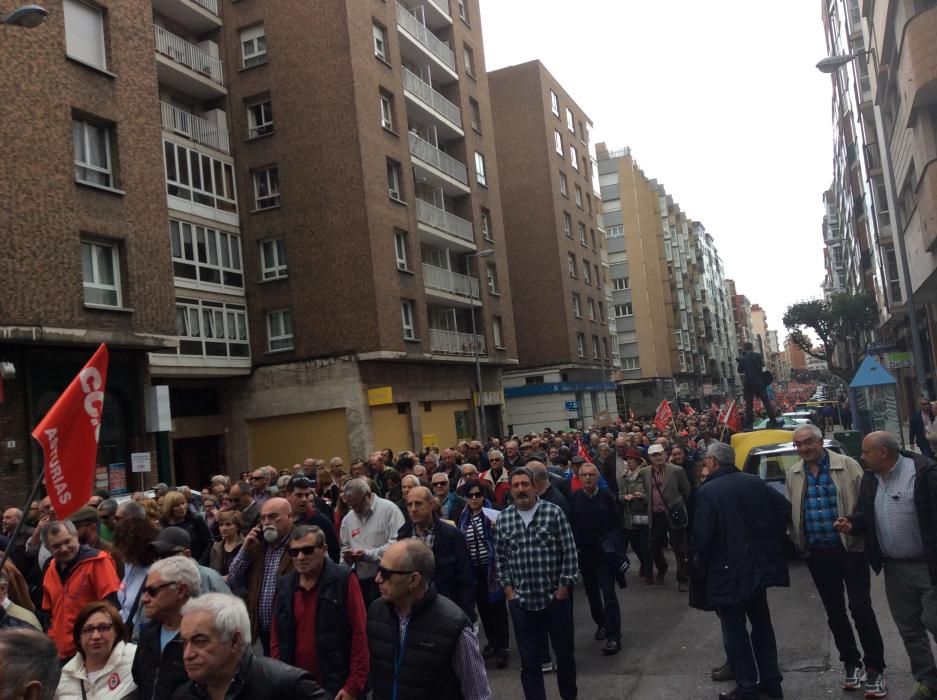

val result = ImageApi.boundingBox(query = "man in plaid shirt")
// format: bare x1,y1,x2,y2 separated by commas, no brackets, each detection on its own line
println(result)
787,424,886,697
495,467,578,700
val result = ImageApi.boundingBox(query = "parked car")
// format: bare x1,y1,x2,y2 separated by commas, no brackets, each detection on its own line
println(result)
739,438,845,497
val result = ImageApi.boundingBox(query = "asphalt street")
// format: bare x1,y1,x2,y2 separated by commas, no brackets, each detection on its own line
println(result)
485,555,934,699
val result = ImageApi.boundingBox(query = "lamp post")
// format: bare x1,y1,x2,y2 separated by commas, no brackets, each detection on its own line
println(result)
467,248,495,441
2,4,48,27
817,51,930,399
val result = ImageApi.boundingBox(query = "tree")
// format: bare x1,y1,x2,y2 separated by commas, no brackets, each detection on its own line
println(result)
782,293,878,382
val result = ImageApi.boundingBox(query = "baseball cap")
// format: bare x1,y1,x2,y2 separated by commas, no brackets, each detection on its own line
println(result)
149,526,191,555
647,444,666,456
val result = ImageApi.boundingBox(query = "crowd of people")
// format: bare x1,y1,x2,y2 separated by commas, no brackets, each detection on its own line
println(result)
0,406,934,700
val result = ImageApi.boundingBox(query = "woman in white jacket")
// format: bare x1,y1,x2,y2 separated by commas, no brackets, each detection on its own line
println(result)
56,601,137,699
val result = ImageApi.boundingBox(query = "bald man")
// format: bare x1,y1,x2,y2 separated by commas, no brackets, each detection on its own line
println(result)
225,497,295,652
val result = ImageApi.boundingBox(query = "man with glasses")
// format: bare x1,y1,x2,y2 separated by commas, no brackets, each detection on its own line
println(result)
286,475,340,562
250,468,273,507
133,554,201,700
481,450,511,508
787,424,887,697
271,525,369,699
368,539,491,699
432,473,466,521
227,480,260,535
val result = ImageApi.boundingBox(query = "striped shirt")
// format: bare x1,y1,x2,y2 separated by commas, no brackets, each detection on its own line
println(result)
804,453,841,551
650,468,666,513
463,512,489,566
874,455,924,559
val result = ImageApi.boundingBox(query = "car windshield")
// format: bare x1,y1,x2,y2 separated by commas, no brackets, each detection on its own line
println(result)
746,451,803,481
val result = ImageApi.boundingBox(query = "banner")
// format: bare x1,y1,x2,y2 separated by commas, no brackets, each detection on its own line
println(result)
31,344,109,520
575,436,594,464
726,400,742,433
654,400,672,432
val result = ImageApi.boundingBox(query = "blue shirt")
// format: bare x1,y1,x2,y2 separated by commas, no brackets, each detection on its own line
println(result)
804,451,841,551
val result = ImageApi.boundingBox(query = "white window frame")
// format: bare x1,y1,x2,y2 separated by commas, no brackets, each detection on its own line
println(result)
583,261,591,285
163,140,238,216
241,24,267,68
566,107,575,133
247,99,273,138
567,253,576,277
73,119,114,188
606,225,624,238
493,316,504,349
474,152,487,187
572,292,581,318
373,23,388,60
253,166,280,210
559,172,567,197
174,297,250,360
458,0,468,22
394,230,409,271
486,263,498,294
554,129,563,155
576,333,585,358
481,209,492,241
612,277,628,291
387,159,403,201
401,300,416,340
266,309,293,352
80,240,121,307
260,238,287,280
550,90,559,117
592,335,600,358
587,298,596,321
63,0,107,71
380,91,395,131
614,303,634,317
169,219,244,292
469,98,481,132
463,44,476,77
578,222,586,244
563,212,572,237
570,145,579,170
574,184,582,207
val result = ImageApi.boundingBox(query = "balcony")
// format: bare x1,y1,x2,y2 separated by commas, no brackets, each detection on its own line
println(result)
416,199,475,251
422,263,480,305
897,4,937,114
409,132,470,195
396,2,458,83
154,25,226,99
429,328,485,356
161,102,230,154
152,0,220,33
402,68,462,138
397,0,452,29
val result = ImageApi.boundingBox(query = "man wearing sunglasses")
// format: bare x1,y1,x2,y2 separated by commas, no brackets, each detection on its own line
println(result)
271,525,369,699
368,539,491,699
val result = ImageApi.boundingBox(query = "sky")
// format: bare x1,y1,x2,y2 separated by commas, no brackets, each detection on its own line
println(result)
480,0,833,338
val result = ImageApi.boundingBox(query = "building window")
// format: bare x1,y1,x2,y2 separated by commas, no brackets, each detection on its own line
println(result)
574,184,583,208
592,335,600,358
554,129,563,155
572,292,581,317
612,277,628,291
80,240,121,307
550,90,559,117
493,316,504,349
252,166,280,209
587,298,596,321
486,263,498,294
380,90,395,131
578,222,586,244
586,193,592,214
583,261,592,285
883,243,902,303
247,99,273,138
590,228,596,248
481,208,493,241
170,219,244,290
386,159,404,201
559,172,568,197
401,300,416,340
614,302,633,317
260,238,287,280
458,0,468,21
567,253,577,277
566,107,575,133
621,357,639,370
175,297,249,359
474,152,487,187
164,141,238,215
602,337,610,358
577,333,585,358
240,24,267,68
394,230,409,270
606,224,624,238
73,118,114,188
598,301,605,324
63,0,106,70
570,145,578,170
266,309,293,352
594,263,600,286
373,23,388,60
463,44,476,77
469,98,481,132
563,212,572,237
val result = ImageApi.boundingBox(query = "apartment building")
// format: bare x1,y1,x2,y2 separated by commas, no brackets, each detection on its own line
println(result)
488,61,615,434
727,279,755,350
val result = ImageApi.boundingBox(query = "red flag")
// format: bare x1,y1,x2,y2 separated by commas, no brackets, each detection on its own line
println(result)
654,401,672,432
726,400,742,433
32,344,109,520
575,436,594,465
682,404,696,416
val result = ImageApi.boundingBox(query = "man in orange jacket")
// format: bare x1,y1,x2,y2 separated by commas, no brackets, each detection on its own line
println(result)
40,520,120,660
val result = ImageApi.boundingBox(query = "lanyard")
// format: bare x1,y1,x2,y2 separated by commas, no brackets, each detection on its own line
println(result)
392,621,409,700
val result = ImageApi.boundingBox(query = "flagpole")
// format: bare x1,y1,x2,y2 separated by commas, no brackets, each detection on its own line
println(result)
0,458,45,576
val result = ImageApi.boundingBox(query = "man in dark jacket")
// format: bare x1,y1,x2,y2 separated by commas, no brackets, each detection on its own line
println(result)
692,442,790,700
398,487,476,621
173,592,324,699
736,341,778,431
837,432,937,699
908,398,936,458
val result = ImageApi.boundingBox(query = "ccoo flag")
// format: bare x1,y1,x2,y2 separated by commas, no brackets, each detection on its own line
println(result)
31,344,109,520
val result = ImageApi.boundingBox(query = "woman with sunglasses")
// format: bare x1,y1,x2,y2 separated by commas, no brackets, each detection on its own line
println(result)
457,485,510,669
56,601,137,699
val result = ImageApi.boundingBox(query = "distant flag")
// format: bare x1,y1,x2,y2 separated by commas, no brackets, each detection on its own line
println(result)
654,400,673,432
575,436,594,465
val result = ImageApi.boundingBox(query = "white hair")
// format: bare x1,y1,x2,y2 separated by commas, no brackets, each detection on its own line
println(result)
793,424,823,441
149,555,201,598
488,450,504,461
181,593,251,645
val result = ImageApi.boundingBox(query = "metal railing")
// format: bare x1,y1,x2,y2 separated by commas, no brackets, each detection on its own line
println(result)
402,68,462,127
191,0,219,14
429,328,485,356
160,102,230,154
416,199,474,242
154,25,224,85
422,263,479,299
395,2,456,71
409,132,467,184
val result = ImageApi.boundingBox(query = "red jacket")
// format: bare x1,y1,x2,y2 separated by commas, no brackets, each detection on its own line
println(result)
42,546,120,658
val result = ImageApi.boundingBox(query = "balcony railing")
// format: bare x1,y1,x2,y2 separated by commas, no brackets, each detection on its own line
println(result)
409,132,467,184
416,199,474,242
161,102,230,154
154,24,224,85
395,2,456,71
402,68,462,128
429,328,485,356
422,263,479,299
192,0,218,14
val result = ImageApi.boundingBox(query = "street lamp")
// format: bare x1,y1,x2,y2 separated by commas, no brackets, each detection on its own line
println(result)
468,248,495,441
816,50,930,399
2,4,48,28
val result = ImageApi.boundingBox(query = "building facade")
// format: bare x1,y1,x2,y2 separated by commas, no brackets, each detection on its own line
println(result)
488,61,615,434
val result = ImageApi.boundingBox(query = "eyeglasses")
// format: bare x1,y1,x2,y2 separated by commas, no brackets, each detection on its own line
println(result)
489,458,503,463
793,439,818,448
80,623,114,637
143,581,177,597
377,566,415,579
288,545,323,557
467,492,483,499
250,476,265,481
432,482,448,488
